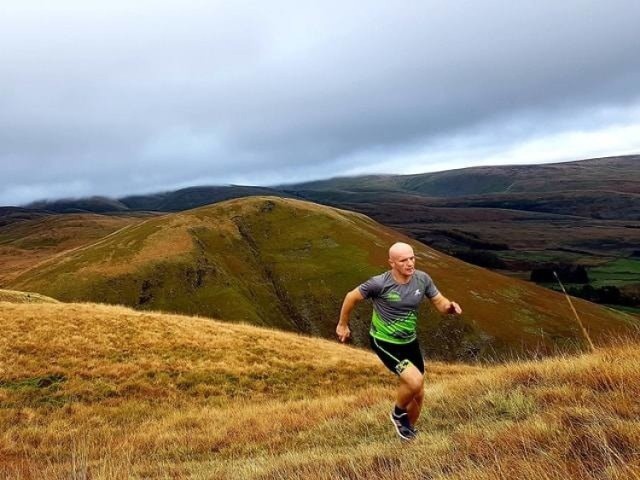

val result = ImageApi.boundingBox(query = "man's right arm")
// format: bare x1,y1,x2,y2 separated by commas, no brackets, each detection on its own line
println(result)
336,287,365,343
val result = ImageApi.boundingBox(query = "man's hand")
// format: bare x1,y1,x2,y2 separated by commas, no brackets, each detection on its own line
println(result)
336,323,351,343
336,288,363,343
447,301,462,315
430,293,462,315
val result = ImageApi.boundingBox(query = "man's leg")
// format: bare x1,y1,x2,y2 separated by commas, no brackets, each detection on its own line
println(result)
406,385,424,425
388,364,424,439
369,336,425,438
395,364,424,420
400,342,425,426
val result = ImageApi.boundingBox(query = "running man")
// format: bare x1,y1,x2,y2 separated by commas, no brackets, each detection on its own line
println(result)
336,242,462,440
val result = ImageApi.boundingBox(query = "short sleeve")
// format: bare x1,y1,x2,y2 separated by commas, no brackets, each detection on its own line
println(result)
423,273,439,299
358,275,383,299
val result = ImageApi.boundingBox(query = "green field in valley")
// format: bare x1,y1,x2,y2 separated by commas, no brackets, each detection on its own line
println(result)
587,258,640,288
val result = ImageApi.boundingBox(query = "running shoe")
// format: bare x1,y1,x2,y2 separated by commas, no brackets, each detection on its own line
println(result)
389,411,416,440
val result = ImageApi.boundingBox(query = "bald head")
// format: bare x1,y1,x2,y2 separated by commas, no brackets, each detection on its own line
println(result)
388,242,416,280
389,242,414,261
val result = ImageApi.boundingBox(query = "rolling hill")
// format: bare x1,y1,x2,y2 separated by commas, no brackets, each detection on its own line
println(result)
14,157,638,274
0,212,148,285
15,156,638,275
282,155,640,198
7,196,638,360
1,298,638,479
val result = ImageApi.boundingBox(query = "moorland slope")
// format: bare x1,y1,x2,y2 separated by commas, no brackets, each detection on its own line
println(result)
0,213,146,285
1,299,638,479
7,197,637,360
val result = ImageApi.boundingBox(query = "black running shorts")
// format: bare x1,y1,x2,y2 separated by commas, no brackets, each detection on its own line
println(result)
369,335,425,375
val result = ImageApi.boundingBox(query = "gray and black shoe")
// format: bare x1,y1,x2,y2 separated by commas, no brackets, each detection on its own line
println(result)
389,411,416,440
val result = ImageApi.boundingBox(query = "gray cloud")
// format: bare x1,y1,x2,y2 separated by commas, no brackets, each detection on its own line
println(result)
2,0,640,205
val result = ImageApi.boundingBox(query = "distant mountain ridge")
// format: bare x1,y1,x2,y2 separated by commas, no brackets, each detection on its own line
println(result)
26,196,130,213
119,185,296,211
283,155,639,197
0,206,52,227
23,186,294,214
15,155,638,214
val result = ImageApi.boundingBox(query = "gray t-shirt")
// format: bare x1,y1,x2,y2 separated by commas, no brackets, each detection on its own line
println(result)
358,270,439,344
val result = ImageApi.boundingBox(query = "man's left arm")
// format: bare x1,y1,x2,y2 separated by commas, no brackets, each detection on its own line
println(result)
429,292,462,315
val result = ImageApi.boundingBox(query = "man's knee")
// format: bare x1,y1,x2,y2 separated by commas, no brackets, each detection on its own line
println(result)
409,375,424,395
399,366,424,395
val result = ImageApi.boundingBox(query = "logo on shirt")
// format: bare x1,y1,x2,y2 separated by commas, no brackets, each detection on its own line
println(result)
414,289,421,296
383,291,402,302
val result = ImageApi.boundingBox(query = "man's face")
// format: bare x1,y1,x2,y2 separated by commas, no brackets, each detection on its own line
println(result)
389,248,415,276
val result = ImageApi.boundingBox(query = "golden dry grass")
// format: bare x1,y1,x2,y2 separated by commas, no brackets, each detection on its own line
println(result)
1,300,639,479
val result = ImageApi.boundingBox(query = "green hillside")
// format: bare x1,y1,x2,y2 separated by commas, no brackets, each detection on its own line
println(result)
9,196,638,360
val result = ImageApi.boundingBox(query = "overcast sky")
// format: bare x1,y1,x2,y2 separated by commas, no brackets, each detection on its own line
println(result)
2,1,640,206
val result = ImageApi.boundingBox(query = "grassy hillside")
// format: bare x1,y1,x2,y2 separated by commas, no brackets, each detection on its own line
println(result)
7,196,638,360
1,301,639,479
0,213,145,285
